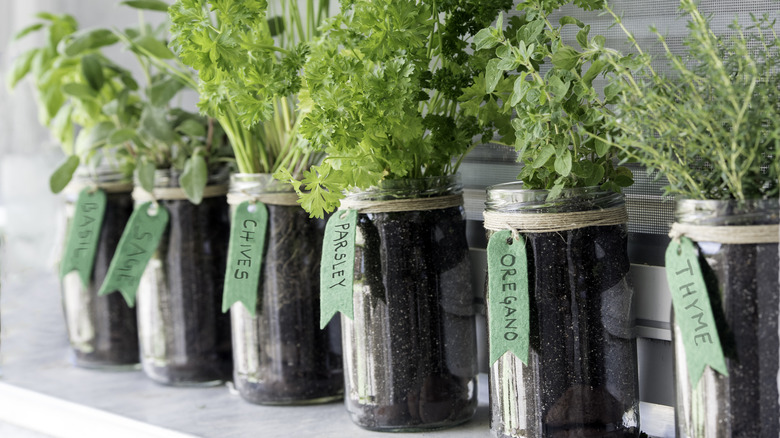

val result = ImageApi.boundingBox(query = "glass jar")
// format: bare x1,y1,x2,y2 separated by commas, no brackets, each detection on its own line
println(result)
61,169,139,369
484,183,639,438
228,173,343,404
341,174,478,431
136,168,233,386
673,198,780,438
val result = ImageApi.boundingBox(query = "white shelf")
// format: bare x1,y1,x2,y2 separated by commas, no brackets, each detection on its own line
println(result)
0,271,674,437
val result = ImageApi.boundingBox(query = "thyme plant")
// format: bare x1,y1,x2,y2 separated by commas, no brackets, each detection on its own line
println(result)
604,0,780,201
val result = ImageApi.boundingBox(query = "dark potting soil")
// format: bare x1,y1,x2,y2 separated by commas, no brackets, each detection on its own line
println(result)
344,206,478,431
234,205,343,404
71,190,140,367
696,241,780,438
519,224,639,438
142,194,233,385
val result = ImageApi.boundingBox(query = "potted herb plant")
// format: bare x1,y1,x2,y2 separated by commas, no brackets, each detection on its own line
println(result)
274,0,513,430
94,1,235,386
8,12,141,369
477,1,640,436
603,1,780,436
168,0,343,401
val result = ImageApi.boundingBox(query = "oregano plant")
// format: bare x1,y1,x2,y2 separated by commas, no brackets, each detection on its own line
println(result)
274,0,515,218
477,0,635,199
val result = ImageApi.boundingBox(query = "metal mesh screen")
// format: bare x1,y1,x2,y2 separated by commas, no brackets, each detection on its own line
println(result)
462,0,780,235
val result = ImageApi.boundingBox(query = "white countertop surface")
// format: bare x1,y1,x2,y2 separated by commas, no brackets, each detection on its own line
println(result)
0,271,674,438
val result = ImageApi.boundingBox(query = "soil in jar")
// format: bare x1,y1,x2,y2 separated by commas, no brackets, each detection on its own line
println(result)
346,205,478,430
524,223,638,438
71,190,139,367
233,204,343,404
143,193,233,384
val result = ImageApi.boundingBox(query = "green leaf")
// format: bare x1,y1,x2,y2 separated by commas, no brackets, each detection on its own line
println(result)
75,121,115,155
180,154,208,204
614,174,634,187
551,47,580,70
81,55,105,91
604,82,620,102
63,29,119,57
559,16,585,28
510,75,529,107
554,150,573,176
120,0,170,12
149,77,185,106
585,163,606,186
547,182,564,200
548,75,570,101
594,138,610,157
140,105,175,143
518,19,545,43
132,35,175,59
485,58,502,94
62,83,98,100
583,60,607,86
13,23,44,41
6,49,38,89
119,72,139,91
531,145,555,169
473,28,499,51
49,155,80,193
108,128,137,145
591,35,606,49
136,157,156,193
50,104,75,153
496,57,516,71
176,119,206,138
576,26,590,49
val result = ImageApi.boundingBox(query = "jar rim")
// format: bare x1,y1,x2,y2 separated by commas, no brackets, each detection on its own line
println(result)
485,183,623,213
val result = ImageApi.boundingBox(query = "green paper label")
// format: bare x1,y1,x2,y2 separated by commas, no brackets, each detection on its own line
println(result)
98,202,169,306
222,201,268,315
320,209,357,329
665,237,729,386
487,230,530,365
60,188,107,287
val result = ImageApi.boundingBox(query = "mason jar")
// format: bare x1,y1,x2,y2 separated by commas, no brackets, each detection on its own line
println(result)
135,167,232,386
672,198,780,438
227,173,343,404
340,174,478,431
484,183,639,438
61,169,139,369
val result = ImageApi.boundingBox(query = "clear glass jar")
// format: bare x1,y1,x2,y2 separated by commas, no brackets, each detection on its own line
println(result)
228,173,343,404
342,174,478,431
484,183,639,438
136,168,233,386
673,198,780,438
61,169,139,369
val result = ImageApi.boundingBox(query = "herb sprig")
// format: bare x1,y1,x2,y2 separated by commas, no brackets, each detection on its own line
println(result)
603,0,780,201
477,0,635,199
276,0,514,218
168,0,328,177
111,1,232,204
8,13,140,192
